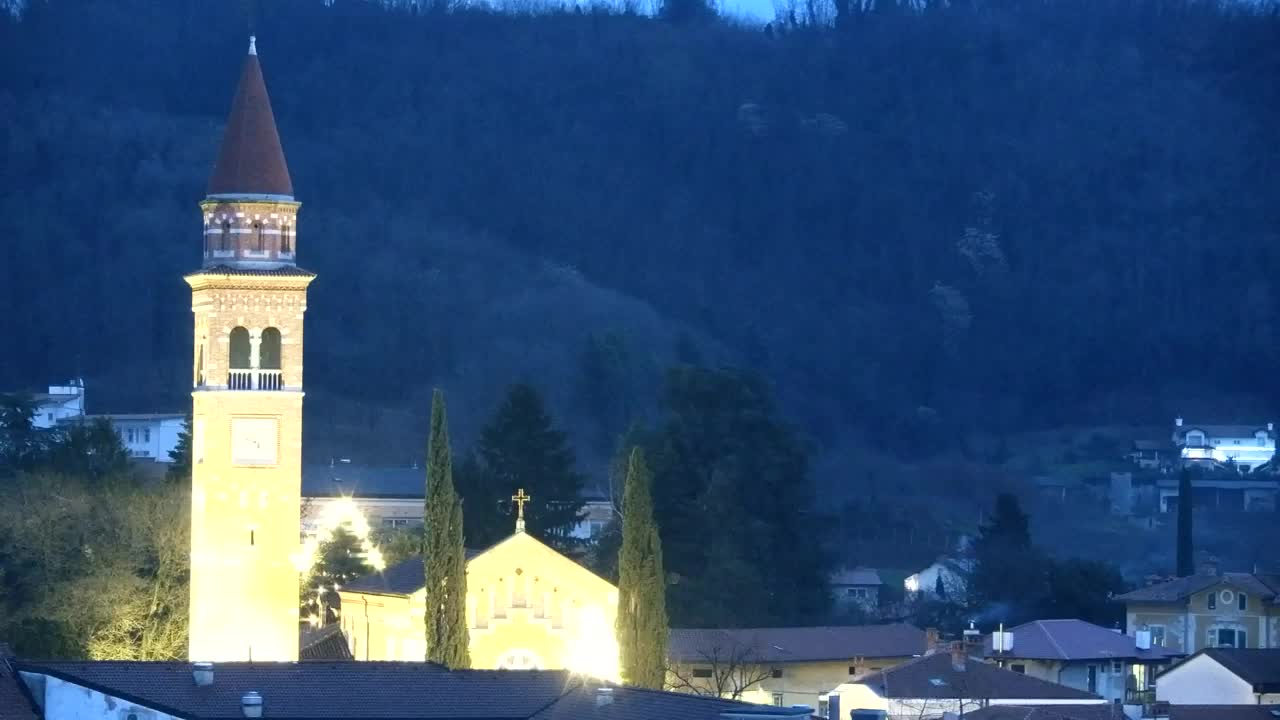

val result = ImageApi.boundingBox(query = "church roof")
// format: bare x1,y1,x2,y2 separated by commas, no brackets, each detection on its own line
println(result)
207,37,293,198
341,551,484,596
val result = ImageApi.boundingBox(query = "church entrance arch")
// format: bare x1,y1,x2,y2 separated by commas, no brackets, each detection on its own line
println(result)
496,649,544,671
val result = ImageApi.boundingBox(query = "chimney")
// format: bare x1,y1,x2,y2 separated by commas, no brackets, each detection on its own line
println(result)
950,641,967,672
1175,416,1183,428
925,627,940,654
1199,558,1219,577
595,687,614,707
241,692,263,719
192,662,214,687
1269,422,1274,433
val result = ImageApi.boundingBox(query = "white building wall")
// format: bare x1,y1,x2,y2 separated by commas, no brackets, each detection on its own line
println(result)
20,673,181,720
1155,655,1256,704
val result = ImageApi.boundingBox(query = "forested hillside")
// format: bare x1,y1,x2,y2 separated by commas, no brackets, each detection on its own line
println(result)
2,1,1279,551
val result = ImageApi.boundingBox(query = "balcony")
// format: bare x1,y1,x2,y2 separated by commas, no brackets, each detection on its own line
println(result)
227,369,283,391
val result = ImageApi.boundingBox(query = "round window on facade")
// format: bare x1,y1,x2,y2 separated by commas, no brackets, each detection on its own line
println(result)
1221,589,1235,605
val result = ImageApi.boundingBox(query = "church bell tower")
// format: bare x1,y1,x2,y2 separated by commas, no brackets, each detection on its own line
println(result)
186,36,313,662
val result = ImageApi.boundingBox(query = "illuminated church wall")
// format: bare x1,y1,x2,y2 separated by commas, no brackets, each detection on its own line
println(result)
339,532,619,678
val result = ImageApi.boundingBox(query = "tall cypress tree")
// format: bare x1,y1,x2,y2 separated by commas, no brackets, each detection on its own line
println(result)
1176,468,1194,577
423,390,470,668
616,447,668,689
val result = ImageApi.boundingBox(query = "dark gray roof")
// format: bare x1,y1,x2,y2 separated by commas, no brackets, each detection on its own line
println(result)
16,661,555,719
299,625,353,661
830,567,882,587
0,652,38,720
531,685,813,720
981,620,1181,662
14,661,808,720
669,624,925,663
1176,424,1270,440
854,652,1102,701
342,552,482,596
302,464,425,499
963,705,1127,720
1194,648,1280,692
186,265,316,278
1115,572,1279,604
1169,707,1280,720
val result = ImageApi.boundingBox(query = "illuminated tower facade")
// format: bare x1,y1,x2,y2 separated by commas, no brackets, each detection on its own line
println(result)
186,36,313,662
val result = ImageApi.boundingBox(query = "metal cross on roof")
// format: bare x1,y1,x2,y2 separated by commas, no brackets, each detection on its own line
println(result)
512,488,531,533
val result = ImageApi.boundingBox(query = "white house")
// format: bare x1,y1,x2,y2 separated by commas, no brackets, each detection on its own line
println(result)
1155,648,1280,705
1173,418,1276,473
25,381,85,429
905,556,972,599
81,413,186,463
828,645,1105,719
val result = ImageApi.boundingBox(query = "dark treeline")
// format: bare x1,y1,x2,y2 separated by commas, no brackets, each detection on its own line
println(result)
2,1,1279,547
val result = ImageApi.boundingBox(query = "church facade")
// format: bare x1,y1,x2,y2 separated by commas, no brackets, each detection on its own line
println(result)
339,525,620,678
186,36,312,662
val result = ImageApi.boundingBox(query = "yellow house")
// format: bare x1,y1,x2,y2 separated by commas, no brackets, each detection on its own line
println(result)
338,524,620,677
667,624,928,713
1116,562,1280,654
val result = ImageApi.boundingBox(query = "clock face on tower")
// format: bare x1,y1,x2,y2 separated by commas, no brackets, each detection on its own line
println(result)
231,417,279,466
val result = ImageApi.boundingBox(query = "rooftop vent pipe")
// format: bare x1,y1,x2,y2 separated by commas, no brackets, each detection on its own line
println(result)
192,662,214,687
241,692,263,719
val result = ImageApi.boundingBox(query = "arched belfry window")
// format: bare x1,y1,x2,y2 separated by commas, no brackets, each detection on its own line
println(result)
229,327,251,369
220,220,232,251
203,222,210,255
259,328,282,370
253,221,264,252
281,224,292,254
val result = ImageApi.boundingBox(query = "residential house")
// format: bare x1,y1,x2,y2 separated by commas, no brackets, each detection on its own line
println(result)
828,644,1105,719
302,461,612,541
1115,561,1280,654
1129,439,1173,471
980,619,1180,705
1156,475,1278,513
831,568,883,614
1172,418,1275,473
905,556,972,599
22,382,84,429
1154,648,1280,705
3,651,818,720
78,413,186,463
667,624,928,712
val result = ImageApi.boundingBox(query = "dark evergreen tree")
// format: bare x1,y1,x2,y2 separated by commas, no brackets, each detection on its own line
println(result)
616,447,667,689
166,415,192,483
46,418,130,481
302,525,372,625
470,383,584,555
934,574,947,600
646,366,830,627
573,332,638,454
1176,468,1194,577
0,395,42,476
969,493,1044,621
423,390,469,669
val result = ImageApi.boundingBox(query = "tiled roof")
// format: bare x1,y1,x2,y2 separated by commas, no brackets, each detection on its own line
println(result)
1197,648,1280,692
1175,423,1269,441
299,624,353,661
302,464,426,498
1169,707,1280,720
0,649,38,720
342,551,482,596
963,705,1127,720
854,652,1101,701
981,619,1181,662
830,567,882,586
669,624,925,663
207,39,293,197
16,661,560,719
1114,572,1278,603
531,685,812,720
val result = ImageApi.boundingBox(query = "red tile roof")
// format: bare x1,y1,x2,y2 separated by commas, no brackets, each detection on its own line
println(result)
207,38,293,198
669,624,926,664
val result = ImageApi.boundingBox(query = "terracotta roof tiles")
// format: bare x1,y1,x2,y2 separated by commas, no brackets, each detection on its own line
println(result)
207,38,293,198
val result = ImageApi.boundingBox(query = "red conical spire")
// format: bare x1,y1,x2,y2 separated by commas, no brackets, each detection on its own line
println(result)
207,36,293,198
